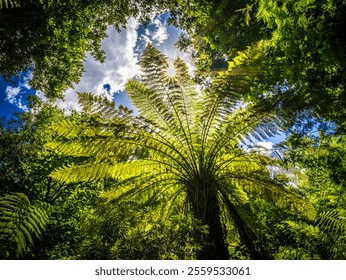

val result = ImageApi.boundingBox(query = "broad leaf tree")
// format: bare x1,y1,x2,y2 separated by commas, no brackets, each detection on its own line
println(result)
0,0,170,99
169,0,346,132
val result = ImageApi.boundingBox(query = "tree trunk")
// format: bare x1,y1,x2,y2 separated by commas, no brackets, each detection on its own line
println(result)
187,182,230,260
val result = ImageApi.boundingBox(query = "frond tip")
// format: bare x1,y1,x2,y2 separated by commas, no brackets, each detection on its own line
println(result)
316,211,346,234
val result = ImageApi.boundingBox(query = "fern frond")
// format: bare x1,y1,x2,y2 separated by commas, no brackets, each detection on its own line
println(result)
0,193,48,256
50,163,115,183
316,211,346,235
78,92,118,118
285,220,320,238
240,176,316,220
139,43,170,94
218,152,316,220
78,92,134,120
126,79,173,127
50,160,161,183
227,40,265,72
46,136,134,160
51,119,86,139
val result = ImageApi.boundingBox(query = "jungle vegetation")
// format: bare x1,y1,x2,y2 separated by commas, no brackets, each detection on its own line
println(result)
0,0,345,260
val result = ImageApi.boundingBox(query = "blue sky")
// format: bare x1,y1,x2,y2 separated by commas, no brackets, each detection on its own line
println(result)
0,72,33,119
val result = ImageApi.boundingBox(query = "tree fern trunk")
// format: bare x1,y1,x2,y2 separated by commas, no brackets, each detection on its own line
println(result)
187,182,230,260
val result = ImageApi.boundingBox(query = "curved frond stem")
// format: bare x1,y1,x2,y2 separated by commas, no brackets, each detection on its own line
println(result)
201,93,222,152
164,91,199,172
137,132,197,176
161,186,187,219
108,173,180,205
214,155,267,175
207,110,277,168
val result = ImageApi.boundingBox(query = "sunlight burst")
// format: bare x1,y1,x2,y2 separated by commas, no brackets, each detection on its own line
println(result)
167,65,176,77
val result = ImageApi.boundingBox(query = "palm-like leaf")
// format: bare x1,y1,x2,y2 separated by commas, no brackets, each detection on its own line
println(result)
49,44,315,259
0,192,48,257
316,211,346,235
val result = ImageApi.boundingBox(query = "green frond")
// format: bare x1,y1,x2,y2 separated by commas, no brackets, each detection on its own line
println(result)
172,57,191,86
126,79,173,127
50,160,161,183
50,119,86,139
236,3,255,26
216,152,316,220
207,41,265,106
228,164,316,220
50,163,116,183
227,40,265,72
316,211,346,235
77,92,134,120
104,171,180,205
285,220,320,238
108,160,161,180
78,92,118,118
246,182,316,220
139,43,169,93
208,105,280,158
46,137,133,159
0,193,48,256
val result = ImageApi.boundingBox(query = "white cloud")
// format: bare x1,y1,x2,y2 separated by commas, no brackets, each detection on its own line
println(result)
5,86,29,112
140,15,169,46
22,71,33,89
5,86,20,99
151,18,169,45
137,15,194,75
54,15,194,114
56,17,141,113
256,141,273,151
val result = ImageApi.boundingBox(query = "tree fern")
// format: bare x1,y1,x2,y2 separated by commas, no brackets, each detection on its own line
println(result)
0,192,48,258
49,44,315,259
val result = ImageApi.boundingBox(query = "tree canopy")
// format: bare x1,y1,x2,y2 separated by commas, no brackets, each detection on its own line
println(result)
0,0,170,99
1,0,345,261
170,0,346,132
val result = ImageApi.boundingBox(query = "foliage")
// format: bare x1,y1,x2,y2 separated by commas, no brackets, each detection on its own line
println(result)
273,133,346,259
1,0,344,261
0,0,171,99
77,198,207,260
0,102,105,259
48,45,316,259
286,133,346,210
0,192,48,258
170,0,346,132
23,180,104,259
0,104,61,257
316,211,346,235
